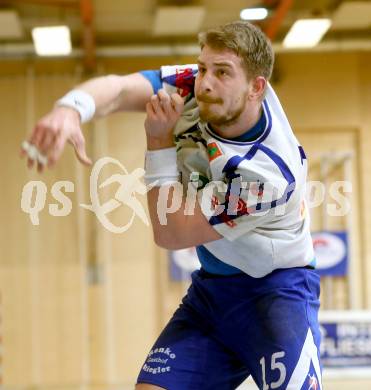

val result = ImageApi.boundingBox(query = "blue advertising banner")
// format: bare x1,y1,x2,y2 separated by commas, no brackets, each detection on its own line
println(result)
320,312,371,368
312,231,348,276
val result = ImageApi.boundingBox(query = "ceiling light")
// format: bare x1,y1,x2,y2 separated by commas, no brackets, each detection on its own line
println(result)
32,26,72,56
240,8,269,21
153,6,205,36
0,10,23,39
283,19,332,48
332,1,371,30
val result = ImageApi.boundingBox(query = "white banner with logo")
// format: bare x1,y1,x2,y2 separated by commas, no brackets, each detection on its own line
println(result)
319,311,371,378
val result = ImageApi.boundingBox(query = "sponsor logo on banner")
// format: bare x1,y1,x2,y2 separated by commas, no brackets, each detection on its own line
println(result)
312,231,348,276
320,321,371,367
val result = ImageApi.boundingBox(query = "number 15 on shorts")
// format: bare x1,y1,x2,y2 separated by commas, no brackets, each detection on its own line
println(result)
260,351,286,389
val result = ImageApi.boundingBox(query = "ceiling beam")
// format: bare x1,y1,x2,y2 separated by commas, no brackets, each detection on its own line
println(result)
263,0,294,40
3,39,371,59
79,0,96,73
0,0,78,8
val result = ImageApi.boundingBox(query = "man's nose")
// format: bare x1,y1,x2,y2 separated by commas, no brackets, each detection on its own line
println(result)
198,73,213,93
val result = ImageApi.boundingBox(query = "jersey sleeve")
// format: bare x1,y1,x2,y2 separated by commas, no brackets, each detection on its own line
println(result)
140,64,198,102
140,70,162,94
197,159,296,242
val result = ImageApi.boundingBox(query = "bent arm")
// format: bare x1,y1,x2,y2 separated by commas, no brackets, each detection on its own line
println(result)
147,184,222,250
143,90,222,249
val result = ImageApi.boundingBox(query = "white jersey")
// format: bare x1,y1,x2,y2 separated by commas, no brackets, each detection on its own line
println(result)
149,65,315,277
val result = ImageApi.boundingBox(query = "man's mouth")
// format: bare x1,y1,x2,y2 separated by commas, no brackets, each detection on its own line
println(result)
197,96,223,104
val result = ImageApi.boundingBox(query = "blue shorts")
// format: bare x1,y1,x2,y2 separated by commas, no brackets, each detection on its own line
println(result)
137,267,322,390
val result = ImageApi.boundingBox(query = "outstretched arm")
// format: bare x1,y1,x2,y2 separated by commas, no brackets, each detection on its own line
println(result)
21,72,154,171
77,72,154,116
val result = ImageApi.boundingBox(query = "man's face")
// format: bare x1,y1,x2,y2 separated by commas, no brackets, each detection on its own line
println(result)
195,45,251,127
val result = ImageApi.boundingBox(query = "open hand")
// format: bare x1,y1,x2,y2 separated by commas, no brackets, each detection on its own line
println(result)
20,106,92,172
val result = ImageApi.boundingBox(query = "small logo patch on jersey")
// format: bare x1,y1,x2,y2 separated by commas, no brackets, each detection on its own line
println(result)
307,373,318,390
207,142,222,162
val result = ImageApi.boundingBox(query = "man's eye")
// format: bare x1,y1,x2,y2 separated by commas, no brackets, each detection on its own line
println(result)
217,69,227,76
199,67,206,74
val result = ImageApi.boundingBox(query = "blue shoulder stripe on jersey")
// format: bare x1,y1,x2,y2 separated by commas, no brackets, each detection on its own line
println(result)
204,99,272,146
208,177,296,227
140,70,162,94
208,106,296,227
229,110,266,142
257,100,272,144
257,144,295,186
256,143,296,209
222,144,259,178
298,145,307,165
221,100,272,176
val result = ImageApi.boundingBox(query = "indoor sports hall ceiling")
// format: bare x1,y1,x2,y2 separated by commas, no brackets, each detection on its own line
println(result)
0,0,370,69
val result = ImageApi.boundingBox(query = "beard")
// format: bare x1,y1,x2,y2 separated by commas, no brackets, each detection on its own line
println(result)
198,101,245,127
197,92,248,127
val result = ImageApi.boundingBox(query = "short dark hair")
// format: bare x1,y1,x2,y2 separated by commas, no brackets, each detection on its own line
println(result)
198,21,274,80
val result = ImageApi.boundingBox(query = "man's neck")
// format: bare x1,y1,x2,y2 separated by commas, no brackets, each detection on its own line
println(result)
211,103,263,140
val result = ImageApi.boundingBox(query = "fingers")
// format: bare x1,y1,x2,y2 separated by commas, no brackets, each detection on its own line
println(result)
37,161,45,173
27,158,35,169
21,118,55,170
150,94,164,117
21,134,91,171
151,89,184,118
20,141,47,171
69,134,92,166
145,90,184,138
48,134,66,168
21,107,90,171
20,140,29,159
170,93,184,114
157,89,172,116
28,124,44,149
146,101,155,117
20,138,46,170
38,131,56,155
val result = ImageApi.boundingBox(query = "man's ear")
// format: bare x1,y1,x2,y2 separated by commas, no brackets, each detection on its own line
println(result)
249,76,267,100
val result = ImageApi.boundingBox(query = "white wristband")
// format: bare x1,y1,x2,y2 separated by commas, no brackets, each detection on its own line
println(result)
144,147,180,186
56,90,95,123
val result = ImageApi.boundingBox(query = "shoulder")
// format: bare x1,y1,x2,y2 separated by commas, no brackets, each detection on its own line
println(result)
160,64,198,99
